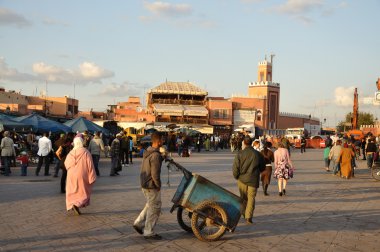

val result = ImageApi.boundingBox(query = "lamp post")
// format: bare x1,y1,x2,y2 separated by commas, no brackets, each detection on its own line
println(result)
320,118,326,135
308,114,311,136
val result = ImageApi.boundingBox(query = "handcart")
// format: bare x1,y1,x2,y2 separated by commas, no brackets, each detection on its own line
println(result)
167,159,246,242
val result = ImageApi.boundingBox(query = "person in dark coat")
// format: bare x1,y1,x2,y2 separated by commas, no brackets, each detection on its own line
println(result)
232,136,265,224
60,133,74,193
260,142,274,196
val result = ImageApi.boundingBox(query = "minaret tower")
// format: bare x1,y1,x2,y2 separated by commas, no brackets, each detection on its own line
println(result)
248,54,280,130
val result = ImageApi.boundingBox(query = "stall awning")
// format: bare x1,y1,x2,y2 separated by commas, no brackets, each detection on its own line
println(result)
153,104,183,116
183,105,208,116
193,125,214,134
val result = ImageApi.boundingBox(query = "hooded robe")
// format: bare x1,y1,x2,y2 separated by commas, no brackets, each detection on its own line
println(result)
65,147,96,210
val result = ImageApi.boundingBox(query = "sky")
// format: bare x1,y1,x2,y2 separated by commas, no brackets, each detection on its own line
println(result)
1,0,380,127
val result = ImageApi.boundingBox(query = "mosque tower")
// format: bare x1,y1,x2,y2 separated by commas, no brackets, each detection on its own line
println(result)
248,55,280,129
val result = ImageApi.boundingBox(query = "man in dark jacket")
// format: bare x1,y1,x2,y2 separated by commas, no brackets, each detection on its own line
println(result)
233,136,265,224
120,133,130,167
133,132,164,240
110,134,121,176
53,133,65,177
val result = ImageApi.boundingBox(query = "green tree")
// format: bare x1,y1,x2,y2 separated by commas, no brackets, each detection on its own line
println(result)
337,112,375,132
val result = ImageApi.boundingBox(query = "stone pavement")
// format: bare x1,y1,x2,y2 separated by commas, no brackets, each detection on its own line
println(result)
0,149,379,252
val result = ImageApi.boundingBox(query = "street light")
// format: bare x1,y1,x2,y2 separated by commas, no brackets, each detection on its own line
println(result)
320,118,326,135
308,114,311,136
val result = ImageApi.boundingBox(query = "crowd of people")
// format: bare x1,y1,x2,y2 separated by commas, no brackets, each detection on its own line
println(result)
3,127,380,241
323,133,380,178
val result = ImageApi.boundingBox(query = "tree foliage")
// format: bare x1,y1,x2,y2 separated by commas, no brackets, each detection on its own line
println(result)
337,112,375,132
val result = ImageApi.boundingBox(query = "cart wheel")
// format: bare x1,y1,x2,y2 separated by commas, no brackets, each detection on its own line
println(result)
191,200,228,242
372,165,380,181
177,206,193,233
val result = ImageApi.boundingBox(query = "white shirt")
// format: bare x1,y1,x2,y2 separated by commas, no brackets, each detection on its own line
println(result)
37,136,52,156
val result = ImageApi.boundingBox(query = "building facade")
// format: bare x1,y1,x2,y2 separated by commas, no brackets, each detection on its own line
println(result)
114,97,154,123
0,88,78,119
206,97,233,135
147,82,209,123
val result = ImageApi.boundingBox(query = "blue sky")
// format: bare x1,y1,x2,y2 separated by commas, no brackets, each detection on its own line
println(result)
1,0,379,126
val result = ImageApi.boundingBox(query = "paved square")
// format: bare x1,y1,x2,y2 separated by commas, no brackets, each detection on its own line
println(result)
1,149,379,251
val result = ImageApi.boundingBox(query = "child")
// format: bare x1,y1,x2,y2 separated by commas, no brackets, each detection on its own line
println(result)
16,151,29,176
323,146,331,172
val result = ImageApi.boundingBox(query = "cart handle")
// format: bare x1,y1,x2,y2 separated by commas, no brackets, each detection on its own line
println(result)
165,158,192,180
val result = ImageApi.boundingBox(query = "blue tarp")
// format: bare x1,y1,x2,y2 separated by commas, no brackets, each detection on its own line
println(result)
64,117,109,135
14,113,71,133
0,114,33,132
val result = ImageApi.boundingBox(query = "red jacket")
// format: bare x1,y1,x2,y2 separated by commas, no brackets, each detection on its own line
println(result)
17,155,29,165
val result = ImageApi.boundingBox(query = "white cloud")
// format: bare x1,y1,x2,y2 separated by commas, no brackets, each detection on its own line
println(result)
0,8,31,27
275,0,324,15
334,86,355,107
140,1,215,28
271,0,347,24
79,62,114,80
144,1,193,18
98,82,141,97
0,57,36,82
0,58,114,84
32,61,114,83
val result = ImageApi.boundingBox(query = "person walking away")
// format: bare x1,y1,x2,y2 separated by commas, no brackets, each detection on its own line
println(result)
361,137,367,160
53,133,66,177
82,131,91,148
101,133,110,158
260,142,274,196
16,151,29,176
348,140,357,176
167,134,176,158
26,131,35,152
214,135,219,151
338,142,355,179
176,136,183,157
196,135,202,153
128,136,134,164
60,133,74,194
325,135,333,148
64,136,96,215
280,136,291,156
365,137,377,169
1,131,16,176
120,133,130,167
323,145,331,172
133,132,164,240
300,136,306,153
88,131,105,176
232,136,265,223
273,142,294,196
110,134,122,176
36,132,52,176
329,140,342,176
204,136,210,151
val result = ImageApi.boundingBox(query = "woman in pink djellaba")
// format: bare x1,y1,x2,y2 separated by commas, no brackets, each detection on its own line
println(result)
64,135,96,215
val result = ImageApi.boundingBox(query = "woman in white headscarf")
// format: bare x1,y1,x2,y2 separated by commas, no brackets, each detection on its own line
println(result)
64,136,96,215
